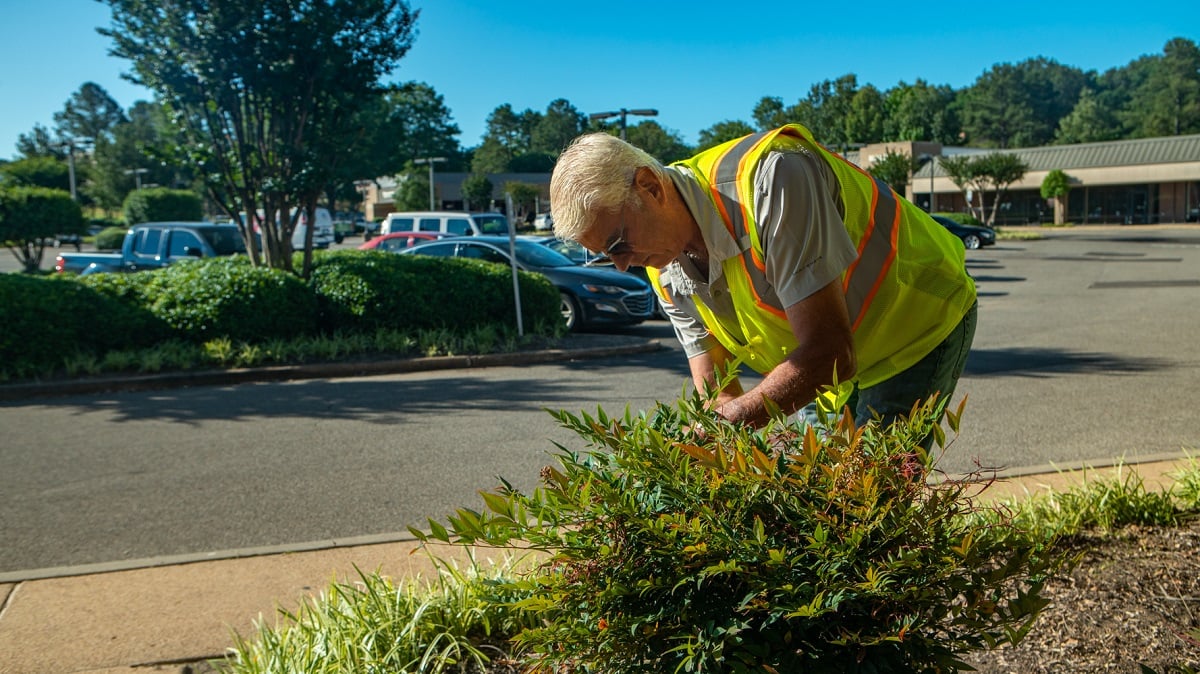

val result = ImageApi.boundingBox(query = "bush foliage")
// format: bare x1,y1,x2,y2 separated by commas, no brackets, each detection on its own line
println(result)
308,250,560,334
94,225,130,250
122,187,204,224
414,393,1068,673
0,249,564,380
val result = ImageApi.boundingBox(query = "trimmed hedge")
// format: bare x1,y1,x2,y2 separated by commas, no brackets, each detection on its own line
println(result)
0,274,166,373
122,187,204,224
94,226,129,251
308,250,560,333
1,250,564,379
138,257,318,342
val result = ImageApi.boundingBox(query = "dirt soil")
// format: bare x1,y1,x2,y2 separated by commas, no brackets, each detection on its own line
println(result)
964,519,1200,673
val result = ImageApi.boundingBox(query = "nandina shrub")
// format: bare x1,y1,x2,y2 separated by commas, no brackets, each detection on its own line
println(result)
414,393,1068,673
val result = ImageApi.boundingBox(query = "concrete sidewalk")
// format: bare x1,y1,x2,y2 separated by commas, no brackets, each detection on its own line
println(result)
1,454,1193,674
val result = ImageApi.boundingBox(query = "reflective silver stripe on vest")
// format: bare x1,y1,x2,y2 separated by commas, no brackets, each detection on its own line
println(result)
708,129,899,326
710,132,767,240
843,173,900,328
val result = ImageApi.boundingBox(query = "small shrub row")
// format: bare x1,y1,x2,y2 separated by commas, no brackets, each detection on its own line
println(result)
0,250,562,379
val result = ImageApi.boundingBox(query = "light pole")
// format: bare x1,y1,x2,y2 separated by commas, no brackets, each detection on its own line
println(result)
413,157,447,210
51,141,80,200
920,154,939,213
588,108,658,141
124,168,149,190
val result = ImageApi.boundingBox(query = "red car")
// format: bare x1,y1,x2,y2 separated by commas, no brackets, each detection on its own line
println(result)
357,231,454,252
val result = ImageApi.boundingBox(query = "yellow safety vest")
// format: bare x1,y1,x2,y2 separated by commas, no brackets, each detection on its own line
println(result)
649,124,976,388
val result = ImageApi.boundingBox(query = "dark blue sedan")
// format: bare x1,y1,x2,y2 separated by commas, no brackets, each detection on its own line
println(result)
399,235,656,331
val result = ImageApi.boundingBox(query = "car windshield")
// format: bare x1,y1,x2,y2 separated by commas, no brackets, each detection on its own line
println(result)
542,239,600,264
198,227,248,255
512,241,575,268
474,213,509,235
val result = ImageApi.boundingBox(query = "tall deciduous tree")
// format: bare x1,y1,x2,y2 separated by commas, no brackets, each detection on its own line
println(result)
1127,37,1200,137
790,74,860,149
53,82,127,147
752,96,789,131
624,121,693,164
531,99,586,156
89,101,194,211
845,85,886,144
1053,88,1120,144
100,0,418,276
15,124,65,160
961,58,1088,148
697,120,755,152
883,80,960,143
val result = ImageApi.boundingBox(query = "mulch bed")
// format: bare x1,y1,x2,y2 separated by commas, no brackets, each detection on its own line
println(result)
965,519,1200,673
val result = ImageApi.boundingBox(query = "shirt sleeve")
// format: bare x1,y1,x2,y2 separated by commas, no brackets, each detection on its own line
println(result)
755,149,859,308
656,264,721,359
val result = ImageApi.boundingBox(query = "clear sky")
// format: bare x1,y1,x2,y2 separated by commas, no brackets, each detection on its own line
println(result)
1,0,1197,161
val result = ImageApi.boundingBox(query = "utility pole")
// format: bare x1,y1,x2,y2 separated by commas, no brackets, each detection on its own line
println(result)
414,157,447,210
124,168,149,190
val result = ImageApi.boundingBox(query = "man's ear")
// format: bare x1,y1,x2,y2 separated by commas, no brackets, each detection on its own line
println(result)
634,167,666,205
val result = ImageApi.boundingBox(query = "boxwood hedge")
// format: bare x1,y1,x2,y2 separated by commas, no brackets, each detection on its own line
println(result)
308,250,560,334
1,250,564,379
137,257,318,342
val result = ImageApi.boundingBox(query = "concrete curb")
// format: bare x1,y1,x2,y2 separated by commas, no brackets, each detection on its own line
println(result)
0,338,665,401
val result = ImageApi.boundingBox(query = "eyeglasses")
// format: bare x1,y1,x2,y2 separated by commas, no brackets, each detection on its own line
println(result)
585,206,629,267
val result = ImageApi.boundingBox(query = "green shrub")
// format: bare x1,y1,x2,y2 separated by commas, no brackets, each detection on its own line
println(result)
308,250,560,335
0,273,167,375
122,187,203,224
141,257,318,342
934,211,985,227
0,186,84,241
415,395,1067,673
94,226,129,251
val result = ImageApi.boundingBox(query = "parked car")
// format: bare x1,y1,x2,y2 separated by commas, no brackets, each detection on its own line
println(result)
237,207,336,249
524,235,668,320
55,222,246,275
357,231,454,252
931,215,996,250
398,236,655,331
381,211,509,237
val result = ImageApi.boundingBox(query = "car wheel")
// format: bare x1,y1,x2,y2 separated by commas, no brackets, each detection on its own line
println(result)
962,234,982,250
560,292,581,332
334,232,345,244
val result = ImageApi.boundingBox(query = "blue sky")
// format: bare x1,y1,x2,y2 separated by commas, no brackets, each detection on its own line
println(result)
1,0,1197,161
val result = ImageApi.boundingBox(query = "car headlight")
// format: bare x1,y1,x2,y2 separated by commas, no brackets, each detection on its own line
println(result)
582,284,624,294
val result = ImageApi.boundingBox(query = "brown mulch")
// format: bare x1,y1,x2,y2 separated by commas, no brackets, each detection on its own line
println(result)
964,518,1200,673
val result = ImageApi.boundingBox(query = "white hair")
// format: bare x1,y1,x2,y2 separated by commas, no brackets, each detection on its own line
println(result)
549,133,669,241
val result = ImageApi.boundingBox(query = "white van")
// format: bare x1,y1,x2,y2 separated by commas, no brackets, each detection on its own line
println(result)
239,207,336,249
381,211,509,237
291,207,336,249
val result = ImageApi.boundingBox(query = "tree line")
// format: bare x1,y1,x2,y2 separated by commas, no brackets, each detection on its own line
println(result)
1,0,1196,274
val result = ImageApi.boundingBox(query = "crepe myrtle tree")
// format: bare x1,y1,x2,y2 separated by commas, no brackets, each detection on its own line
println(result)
0,187,84,273
941,152,1028,227
100,0,418,276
